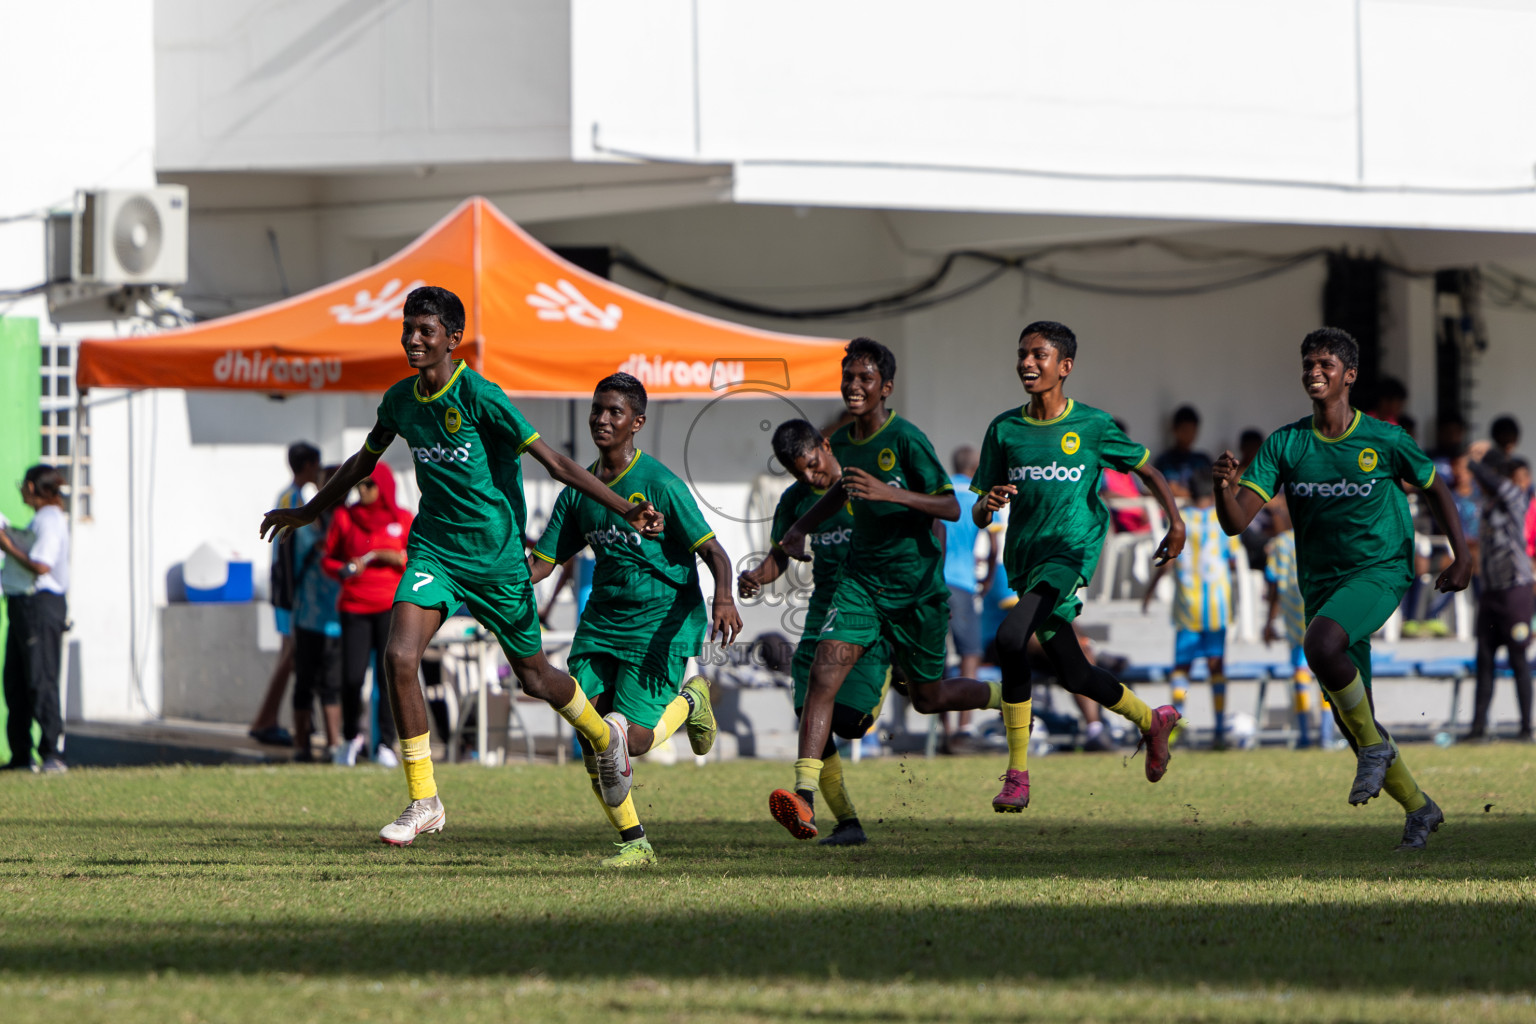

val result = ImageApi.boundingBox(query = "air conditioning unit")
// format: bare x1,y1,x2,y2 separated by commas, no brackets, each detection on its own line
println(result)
71,186,189,286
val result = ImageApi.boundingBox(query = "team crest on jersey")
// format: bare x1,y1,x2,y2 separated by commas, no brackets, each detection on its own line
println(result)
1061,432,1081,455
1357,447,1378,473
628,492,646,505
444,407,462,434
877,448,896,472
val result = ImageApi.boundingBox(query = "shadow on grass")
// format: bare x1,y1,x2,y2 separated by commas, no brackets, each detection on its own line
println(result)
2,896,1532,995
9,815,1536,882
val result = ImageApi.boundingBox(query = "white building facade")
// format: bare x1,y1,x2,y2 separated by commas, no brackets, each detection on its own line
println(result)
5,0,1536,722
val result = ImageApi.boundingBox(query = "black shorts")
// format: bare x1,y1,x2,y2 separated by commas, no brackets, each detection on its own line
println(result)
1478,585,1534,648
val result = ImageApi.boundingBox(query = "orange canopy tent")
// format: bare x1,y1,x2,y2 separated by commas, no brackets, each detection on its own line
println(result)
77,197,847,399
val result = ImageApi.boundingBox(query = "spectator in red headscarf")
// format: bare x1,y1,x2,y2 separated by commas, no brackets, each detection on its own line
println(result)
323,463,413,766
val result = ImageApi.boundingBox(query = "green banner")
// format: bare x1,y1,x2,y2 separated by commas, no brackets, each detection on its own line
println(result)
0,317,42,765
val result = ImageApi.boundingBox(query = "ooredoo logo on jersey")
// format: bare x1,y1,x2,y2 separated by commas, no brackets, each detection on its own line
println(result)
1287,478,1375,498
411,441,474,465
1009,461,1088,483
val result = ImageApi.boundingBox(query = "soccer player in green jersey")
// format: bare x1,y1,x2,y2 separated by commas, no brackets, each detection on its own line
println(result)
529,373,741,868
738,419,893,847
260,286,663,846
1214,327,1470,850
767,338,1004,838
972,320,1185,812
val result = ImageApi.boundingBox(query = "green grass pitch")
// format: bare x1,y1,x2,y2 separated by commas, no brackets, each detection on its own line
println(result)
2,745,1533,1022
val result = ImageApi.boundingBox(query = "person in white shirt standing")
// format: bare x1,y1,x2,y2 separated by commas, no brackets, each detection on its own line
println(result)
0,465,70,773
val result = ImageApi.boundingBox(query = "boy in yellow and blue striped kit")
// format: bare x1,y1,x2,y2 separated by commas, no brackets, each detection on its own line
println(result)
1144,466,1242,746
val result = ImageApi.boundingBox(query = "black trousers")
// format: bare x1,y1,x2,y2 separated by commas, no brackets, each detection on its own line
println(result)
4,592,66,765
340,610,396,747
994,583,1122,707
292,627,342,713
1472,584,1534,735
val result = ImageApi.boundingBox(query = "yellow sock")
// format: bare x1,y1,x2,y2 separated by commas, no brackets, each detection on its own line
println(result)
793,757,824,797
1003,699,1032,772
820,751,857,821
1109,685,1153,731
1169,671,1189,714
597,791,643,834
1382,739,1427,812
985,681,1003,710
400,732,437,801
557,682,610,752
585,754,644,835
1293,675,1311,712
1326,674,1383,746
651,694,690,746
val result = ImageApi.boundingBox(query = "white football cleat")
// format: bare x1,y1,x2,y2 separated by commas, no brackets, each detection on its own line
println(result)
379,796,445,846
595,713,634,807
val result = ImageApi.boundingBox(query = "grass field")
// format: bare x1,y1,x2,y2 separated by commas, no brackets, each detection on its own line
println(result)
2,744,1534,1023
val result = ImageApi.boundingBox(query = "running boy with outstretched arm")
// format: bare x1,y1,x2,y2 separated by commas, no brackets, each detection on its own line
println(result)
738,419,893,847
972,320,1185,811
260,286,664,846
529,373,740,868
1213,327,1470,850
767,338,1004,838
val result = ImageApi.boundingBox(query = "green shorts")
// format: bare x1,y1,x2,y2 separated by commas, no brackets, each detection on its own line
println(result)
792,636,892,717
818,574,949,685
567,651,685,731
1014,561,1087,642
393,555,542,661
1305,570,1410,688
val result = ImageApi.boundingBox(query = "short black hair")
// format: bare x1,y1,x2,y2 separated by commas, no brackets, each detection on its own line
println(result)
23,464,64,500
1439,411,1467,430
594,372,647,416
772,419,824,468
1491,414,1521,445
287,441,320,475
1300,327,1359,373
1189,465,1215,500
1239,428,1264,448
1506,456,1530,478
1019,320,1077,361
402,285,466,336
1378,376,1408,402
1173,405,1201,427
842,337,896,384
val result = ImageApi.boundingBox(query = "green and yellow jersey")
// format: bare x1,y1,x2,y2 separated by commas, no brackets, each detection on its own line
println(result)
830,412,953,599
1239,410,1435,605
534,451,715,673
771,479,855,635
971,399,1149,592
366,361,539,584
